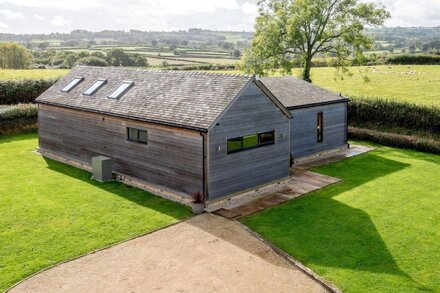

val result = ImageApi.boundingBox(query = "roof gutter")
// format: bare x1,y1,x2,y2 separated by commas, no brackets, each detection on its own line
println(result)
37,101,209,133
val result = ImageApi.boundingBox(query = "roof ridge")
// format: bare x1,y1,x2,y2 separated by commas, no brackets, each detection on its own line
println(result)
77,65,253,79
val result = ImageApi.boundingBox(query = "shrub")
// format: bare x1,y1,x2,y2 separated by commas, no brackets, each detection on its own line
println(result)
75,56,108,67
348,98,440,135
349,127,440,154
0,78,57,105
386,54,440,65
190,191,207,204
0,104,38,135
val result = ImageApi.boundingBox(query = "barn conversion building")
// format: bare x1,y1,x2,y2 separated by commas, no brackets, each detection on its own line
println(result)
36,66,348,201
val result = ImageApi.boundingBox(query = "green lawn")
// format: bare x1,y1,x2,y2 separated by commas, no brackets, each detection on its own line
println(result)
0,69,69,80
0,132,191,291
242,144,440,293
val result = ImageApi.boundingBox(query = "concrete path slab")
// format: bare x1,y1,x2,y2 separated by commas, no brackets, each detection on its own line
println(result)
9,214,327,293
214,170,340,219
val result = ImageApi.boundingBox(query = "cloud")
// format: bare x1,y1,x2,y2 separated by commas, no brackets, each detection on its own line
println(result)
0,20,8,29
0,9,25,19
241,2,258,15
0,0,438,34
51,15,70,26
0,0,103,10
33,14,46,21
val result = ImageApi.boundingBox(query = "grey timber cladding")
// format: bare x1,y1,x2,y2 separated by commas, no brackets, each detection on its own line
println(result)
36,66,253,130
259,76,348,108
208,82,291,199
290,102,348,158
38,104,203,194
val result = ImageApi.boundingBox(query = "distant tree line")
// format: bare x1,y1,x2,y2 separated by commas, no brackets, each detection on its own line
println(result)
32,48,148,68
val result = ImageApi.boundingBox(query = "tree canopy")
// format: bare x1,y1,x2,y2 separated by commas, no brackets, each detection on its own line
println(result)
242,0,390,82
0,42,33,69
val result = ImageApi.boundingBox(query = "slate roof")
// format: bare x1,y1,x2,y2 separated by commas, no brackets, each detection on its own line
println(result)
259,76,348,109
37,66,253,130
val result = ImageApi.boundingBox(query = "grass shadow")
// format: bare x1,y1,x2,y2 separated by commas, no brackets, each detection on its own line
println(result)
242,152,432,290
43,156,191,219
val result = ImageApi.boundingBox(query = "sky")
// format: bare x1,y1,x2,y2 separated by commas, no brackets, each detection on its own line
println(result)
0,0,439,34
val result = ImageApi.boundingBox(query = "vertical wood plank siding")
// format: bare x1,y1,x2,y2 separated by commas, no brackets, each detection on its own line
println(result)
290,102,348,158
38,104,203,194
208,82,290,199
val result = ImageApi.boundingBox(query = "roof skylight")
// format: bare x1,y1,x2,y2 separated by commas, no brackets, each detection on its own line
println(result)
61,77,84,93
83,79,107,96
108,81,134,100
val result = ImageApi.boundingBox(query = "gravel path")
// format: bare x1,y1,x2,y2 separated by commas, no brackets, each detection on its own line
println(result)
10,213,326,293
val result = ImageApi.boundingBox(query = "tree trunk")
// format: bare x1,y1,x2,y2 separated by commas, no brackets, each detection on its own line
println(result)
301,57,312,83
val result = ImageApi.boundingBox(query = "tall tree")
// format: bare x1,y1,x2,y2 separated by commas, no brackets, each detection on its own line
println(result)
242,0,390,82
0,42,33,69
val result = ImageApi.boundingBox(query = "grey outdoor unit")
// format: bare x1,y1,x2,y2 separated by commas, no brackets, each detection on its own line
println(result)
92,156,113,182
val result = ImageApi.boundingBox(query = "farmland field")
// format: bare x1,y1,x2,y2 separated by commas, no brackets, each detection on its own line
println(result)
0,69,69,80
210,65,440,107
1,65,439,107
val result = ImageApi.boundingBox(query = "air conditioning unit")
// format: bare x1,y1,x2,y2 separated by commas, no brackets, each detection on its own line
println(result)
92,156,113,182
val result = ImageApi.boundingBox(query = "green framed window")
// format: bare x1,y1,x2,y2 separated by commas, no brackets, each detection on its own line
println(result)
227,130,275,154
127,127,148,144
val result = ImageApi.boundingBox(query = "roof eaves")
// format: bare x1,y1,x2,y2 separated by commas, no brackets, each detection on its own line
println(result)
287,98,349,110
36,100,208,132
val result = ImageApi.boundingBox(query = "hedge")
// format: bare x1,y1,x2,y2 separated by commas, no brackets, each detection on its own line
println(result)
0,104,38,135
0,78,58,105
348,98,440,136
386,54,440,65
349,126,440,154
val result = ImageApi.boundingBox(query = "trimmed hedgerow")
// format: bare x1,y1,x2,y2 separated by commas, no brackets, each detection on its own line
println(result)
387,54,440,65
349,126,440,154
348,98,440,135
0,78,58,105
0,104,38,135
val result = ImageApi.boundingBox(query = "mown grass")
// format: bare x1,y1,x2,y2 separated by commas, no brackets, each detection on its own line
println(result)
0,69,69,80
0,132,191,291
242,143,440,293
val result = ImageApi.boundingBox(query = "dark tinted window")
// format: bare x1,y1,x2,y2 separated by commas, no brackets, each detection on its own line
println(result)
317,112,323,142
127,127,148,144
259,131,275,145
227,130,275,154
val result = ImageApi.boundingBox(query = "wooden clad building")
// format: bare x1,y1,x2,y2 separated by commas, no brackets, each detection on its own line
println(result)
259,76,349,160
36,66,292,200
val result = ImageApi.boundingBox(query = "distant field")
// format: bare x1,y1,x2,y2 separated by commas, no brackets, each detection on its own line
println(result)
209,65,440,107
0,69,69,80
311,65,440,107
1,65,438,107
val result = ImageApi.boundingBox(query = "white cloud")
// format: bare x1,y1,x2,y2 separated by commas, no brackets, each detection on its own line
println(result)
241,2,258,15
33,14,46,21
0,0,438,34
129,0,240,16
0,20,8,28
0,9,25,19
0,0,103,10
51,15,70,26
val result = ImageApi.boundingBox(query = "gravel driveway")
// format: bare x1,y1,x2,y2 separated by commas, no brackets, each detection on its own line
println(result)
10,213,326,293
